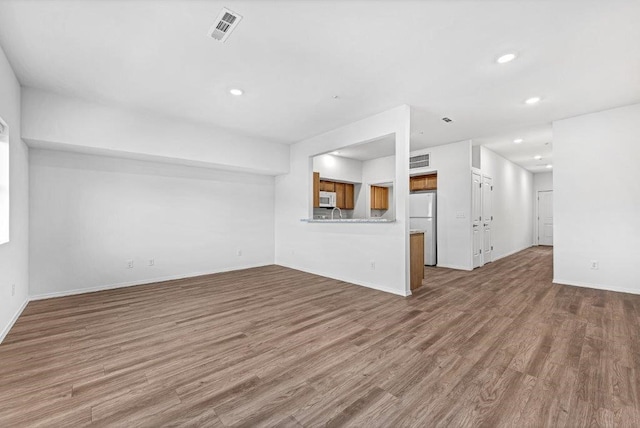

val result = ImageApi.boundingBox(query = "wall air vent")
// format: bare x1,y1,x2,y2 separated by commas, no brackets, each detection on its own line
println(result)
410,153,430,169
208,8,243,43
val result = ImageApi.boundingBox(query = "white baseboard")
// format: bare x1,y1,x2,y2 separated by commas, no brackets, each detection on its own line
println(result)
276,263,410,297
29,263,272,301
436,263,473,271
553,278,640,296
0,298,29,344
491,245,533,262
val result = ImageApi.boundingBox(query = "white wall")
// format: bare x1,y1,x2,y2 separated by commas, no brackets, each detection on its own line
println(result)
21,87,290,175
0,44,29,343
480,147,534,260
313,154,362,183
29,149,275,298
362,155,395,184
411,140,473,270
553,103,640,295
275,106,411,296
362,155,396,220
533,172,553,245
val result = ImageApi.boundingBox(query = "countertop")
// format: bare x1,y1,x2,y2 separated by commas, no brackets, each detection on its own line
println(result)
301,218,394,223
410,229,425,235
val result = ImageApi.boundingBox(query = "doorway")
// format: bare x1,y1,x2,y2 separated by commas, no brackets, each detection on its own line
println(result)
537,190,553,246
472,172,493,269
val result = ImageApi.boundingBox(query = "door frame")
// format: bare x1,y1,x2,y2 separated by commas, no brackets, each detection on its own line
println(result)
471,170,483,269
482,174,493,264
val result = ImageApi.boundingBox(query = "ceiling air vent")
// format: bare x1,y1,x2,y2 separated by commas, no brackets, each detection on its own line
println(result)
410,154,430,169
208,8,242,42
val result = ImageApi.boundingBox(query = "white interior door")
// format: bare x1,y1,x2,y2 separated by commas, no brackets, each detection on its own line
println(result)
472,172,482,268
538,191,554,246
482,176,493,263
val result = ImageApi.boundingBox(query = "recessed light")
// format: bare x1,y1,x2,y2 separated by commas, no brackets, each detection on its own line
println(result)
546,164,553,169
525,96,541,105
497,53,517,64
534,155,542,160
229,88,243,96
513,138,523,144
331,151,340,155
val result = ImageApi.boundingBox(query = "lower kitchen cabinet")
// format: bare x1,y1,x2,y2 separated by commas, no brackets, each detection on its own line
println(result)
410,232,425,290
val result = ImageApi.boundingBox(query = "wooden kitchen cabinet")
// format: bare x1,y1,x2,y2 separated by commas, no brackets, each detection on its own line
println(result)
410,176,427,191
334,182,345,208
344,184,354,209
410,232,425,290
313,172,320,208
370,185,389,210
313,173,355,209
426,174,437,190
319,181,335,192
334,182,355,209
410,173,437,191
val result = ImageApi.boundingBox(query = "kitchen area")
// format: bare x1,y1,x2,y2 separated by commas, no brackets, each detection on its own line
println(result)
305,134,438,291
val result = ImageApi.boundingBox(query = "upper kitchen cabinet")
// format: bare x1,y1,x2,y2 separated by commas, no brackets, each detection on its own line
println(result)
319,180,335,192
410,173,437,192
312,173,355,209
313,172,320,208
335,182,346,208
371,185,390,210
344,183,354,209
310,133,396,221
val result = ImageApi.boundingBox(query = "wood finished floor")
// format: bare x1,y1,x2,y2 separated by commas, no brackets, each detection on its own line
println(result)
1,247,639,427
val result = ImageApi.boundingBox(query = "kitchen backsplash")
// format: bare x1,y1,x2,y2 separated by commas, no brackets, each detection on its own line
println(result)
313,207,354,219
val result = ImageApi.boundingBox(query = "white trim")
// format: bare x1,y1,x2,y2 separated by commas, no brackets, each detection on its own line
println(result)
0,298,29,344
436,263,473,271
276,263,411,297
29,263,272,301
553,278,640,296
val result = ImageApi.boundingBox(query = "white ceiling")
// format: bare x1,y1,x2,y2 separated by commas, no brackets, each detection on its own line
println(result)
474,124,554,173
0,1,639,170
334,134,396,161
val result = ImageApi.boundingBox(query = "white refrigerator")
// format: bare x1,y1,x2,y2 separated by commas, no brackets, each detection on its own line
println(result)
410,192,437,266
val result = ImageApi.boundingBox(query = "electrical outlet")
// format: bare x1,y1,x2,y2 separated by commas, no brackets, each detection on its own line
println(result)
126,259,134,269
370,260,376,270
237,250,242,256
11,284,15,297
590,260,599,270
148,259,155,266
456,211,465,219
